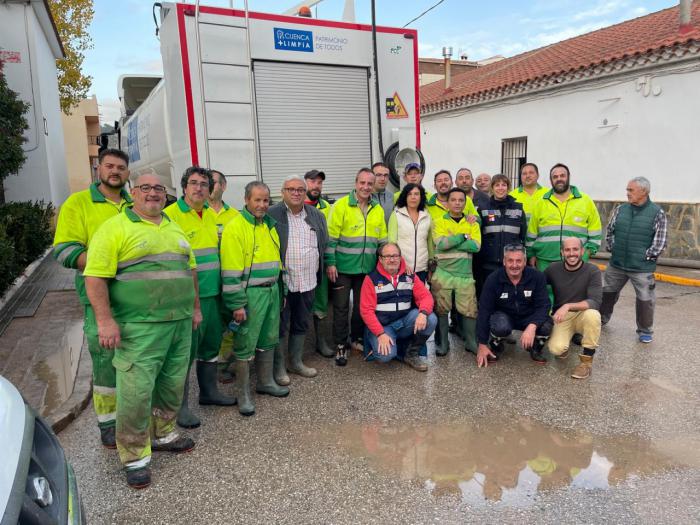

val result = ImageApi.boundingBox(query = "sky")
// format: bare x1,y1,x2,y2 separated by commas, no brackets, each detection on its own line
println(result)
83,0,678,125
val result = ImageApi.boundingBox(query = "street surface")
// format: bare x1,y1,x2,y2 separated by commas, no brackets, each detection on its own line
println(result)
59,281,700,524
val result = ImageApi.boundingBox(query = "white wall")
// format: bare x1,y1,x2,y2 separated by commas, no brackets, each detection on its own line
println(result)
420,62,700,203
0,4,68,206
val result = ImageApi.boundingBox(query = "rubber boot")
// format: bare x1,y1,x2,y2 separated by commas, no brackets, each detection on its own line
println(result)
235,359,255,416
436,315,450,356
461,316,478,354
288,334,317,377
196,361,236,406
314,316,335,358
405,334,429,371
176,372,201,429
273,345,291,386
530,337,547,364
255,349,290,397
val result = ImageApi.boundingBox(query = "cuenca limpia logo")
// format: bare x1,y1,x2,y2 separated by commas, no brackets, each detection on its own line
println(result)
274,27,313,52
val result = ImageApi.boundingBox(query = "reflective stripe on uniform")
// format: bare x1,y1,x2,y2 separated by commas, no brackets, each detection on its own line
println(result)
96,411,116,423
193,247,218,256
93,385,116,395
115,270,192,281
196,261,221,271
125,456,151,471
117,252,190,270
484,225,522,235
376,301,412,312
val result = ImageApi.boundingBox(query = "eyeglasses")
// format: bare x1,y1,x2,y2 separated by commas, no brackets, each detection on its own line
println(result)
187,180,210,189
283,187,306,194
374,172,389,178
380,254,401,260
136,184,166,194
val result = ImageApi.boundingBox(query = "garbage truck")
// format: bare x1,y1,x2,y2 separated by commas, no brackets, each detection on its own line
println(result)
118,2,423,207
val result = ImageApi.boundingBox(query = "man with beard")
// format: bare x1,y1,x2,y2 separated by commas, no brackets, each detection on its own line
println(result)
372,162,394,223
165,167,235,429
510,163,548,221
53,148,133,449
84,172,200,488
304,169,335,358
456,167,490,212
526,163,602,271
545,237,602,379
426,169,478,223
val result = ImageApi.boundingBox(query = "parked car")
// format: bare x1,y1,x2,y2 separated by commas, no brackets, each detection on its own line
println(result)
0,375,84,524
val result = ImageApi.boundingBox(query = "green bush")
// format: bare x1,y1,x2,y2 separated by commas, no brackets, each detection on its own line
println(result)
0,201,54,296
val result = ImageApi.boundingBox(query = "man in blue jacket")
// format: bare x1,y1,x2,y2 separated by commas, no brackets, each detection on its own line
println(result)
475,243,552,367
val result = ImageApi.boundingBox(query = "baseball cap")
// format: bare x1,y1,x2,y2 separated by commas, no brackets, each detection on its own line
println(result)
405,162,421,172
304,169,326,180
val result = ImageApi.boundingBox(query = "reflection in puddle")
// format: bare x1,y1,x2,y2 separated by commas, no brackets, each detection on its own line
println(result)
320,418,695,507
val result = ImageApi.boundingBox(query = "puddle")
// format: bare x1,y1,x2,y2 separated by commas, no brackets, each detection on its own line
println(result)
315,417,698,507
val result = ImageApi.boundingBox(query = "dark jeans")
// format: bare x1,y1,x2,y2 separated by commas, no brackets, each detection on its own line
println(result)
489,312,553,339
280,289,315,337
332,273,365,345
474,263,498,300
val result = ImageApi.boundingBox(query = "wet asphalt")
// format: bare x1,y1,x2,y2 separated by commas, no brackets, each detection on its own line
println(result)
58,280,700,524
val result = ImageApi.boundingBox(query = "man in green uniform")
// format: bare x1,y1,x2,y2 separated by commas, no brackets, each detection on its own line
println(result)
165,167,235,429
84,173,200,489
53,148,132,448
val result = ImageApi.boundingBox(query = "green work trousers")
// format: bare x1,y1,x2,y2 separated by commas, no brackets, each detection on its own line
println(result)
112,318,191,469
233,285,280,360
84,305,117,429
431,269,478,317
311,273,329,319
190,296,224,363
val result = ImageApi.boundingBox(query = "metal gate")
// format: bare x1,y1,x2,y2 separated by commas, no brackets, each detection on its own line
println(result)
501,137,528,188
253,61,372,196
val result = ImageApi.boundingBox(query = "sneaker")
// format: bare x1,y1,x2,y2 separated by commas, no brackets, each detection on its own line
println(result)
335,344,348,367
571,333,583,346
350,339,364,353
639,333,653,343
100,426,117,449
151,436,195,454
556,349,570,360
126,467,151,489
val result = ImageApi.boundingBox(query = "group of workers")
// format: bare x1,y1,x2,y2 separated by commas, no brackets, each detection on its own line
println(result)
53,148,667,489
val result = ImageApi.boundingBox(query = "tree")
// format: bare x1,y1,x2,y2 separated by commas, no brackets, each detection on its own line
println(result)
47,0,94,114
0,59,30,204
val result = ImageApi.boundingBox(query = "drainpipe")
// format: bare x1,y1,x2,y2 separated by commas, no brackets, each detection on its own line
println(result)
679,0,692,35
442,46,453,90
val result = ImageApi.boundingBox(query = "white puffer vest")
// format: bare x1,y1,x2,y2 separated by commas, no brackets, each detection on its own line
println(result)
393,207,432,273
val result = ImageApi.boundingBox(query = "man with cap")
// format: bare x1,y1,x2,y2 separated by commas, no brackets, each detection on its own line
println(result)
394,162,425,203
304,169,335,358
372,161,394,223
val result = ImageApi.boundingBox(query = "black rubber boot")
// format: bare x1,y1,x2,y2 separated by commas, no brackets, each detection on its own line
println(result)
255,349,290,397
100,426,116,449
288,334,317,377
197,361,236,406
235,359,255,416
273,345,291,386
314,316,335,358
126,467,151,489
461,316,478,354
436,315,450,356
405,333,429,371
152,436,195,453
177,373,201,429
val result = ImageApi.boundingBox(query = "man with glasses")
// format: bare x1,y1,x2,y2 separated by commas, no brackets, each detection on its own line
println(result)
269,175,328,384
372,162,394,223
476,244,552,367
165,167,235,430
53,148,132,449
84,172,200,488
359,243,436,371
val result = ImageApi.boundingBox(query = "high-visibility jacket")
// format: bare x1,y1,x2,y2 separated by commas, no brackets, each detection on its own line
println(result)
509,184,548,221
211,201,239,239
164,198,220,298
526,186,602,263
425,193,477,224
325,191,388,274
83,207,196,322
53,182,132,304
220,208,282,312
305,197,331,220
432,213,482,278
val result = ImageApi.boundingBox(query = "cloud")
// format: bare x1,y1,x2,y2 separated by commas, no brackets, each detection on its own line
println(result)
571,0,629,21
97,97,121,126
114,58,163,74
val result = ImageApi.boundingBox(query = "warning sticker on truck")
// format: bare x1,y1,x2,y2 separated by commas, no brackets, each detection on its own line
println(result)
385,92,409,119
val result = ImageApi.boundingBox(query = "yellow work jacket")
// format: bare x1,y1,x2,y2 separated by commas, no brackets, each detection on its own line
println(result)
509,185,548,221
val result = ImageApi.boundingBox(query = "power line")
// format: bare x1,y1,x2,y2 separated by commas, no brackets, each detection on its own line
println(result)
403,0,447,28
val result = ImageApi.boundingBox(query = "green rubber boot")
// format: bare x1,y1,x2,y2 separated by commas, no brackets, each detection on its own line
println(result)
255,349,290,397
288,334,317,378
461,316,478,354
436,315,450,356
235,359,255,416
314,316,335,358
274,345,291,386
197,361,236,406
176,372,201,429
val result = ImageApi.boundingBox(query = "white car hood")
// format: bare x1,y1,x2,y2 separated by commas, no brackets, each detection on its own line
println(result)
0,375,29,520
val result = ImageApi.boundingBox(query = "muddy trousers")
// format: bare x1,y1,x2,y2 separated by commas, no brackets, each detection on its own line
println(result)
189,296,224,364
112,318,191,470
84,305,117,429
233,284,281,360
600,265,656,335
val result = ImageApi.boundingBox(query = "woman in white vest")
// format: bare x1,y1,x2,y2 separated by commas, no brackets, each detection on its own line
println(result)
388,183,433,283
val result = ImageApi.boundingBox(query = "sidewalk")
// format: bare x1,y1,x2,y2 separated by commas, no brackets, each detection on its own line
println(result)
0,253,92,432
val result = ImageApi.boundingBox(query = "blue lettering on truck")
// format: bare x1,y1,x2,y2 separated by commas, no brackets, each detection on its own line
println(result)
274,27,313,52
127,116,140,162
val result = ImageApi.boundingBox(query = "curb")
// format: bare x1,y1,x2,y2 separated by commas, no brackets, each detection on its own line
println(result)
594,263,700,288
0,248,52,312
49,337,93,434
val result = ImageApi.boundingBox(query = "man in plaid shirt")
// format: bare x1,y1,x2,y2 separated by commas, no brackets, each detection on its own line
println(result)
600,177,667,343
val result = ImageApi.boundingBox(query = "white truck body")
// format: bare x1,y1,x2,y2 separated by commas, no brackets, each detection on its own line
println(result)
120,2,420,207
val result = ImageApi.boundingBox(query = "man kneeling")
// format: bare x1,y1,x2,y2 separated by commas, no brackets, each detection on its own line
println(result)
360,243,437,371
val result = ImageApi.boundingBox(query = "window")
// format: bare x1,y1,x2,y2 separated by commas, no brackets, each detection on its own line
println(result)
501,137,527,188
